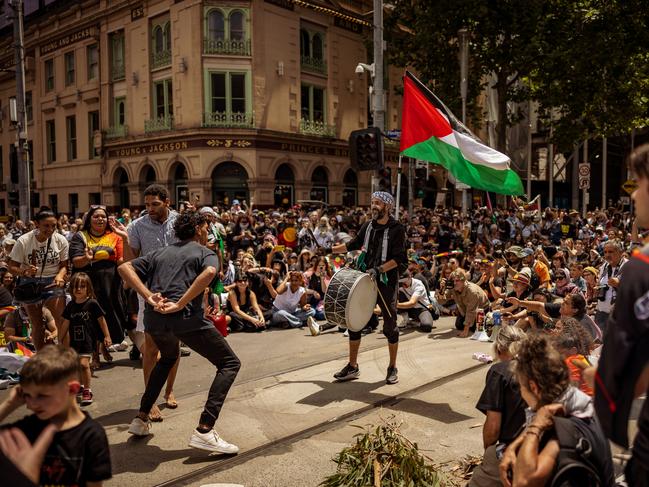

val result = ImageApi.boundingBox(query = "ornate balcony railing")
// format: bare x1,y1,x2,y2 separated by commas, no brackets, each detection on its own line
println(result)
151,49,172,69
299,118,336,137
301,55,327,75
203,111,254,128
105,125,128,139
203,38,251,56
111,61,125,81
144,115,174,134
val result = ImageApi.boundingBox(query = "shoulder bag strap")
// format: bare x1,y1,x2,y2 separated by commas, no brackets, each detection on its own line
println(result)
38,237,52,280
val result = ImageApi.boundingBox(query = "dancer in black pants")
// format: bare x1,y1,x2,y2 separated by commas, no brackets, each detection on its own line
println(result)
330,191,407,384
118,211,241,454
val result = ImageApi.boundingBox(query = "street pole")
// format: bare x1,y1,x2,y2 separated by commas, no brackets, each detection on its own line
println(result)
10,0,30,221
602,136,607,209
369,0,384,197
458,28,469,213
583,138,589,216
372,0,384,132
526,100,532,200
548,134,554,208
407,157,414,217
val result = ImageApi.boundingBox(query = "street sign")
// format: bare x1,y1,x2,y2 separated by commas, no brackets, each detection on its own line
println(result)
622,179,638,195
386,129,401,140
578,177,590,190
578,163,591,177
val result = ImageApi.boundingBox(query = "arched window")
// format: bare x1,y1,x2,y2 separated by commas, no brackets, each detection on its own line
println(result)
229,11,244,41
311,166,328,203
274,163,295,207
164,22,171,51
343,169,358,207
300,29,310,57
312,33,323,60
212,161,249,206
153,26,164,53
117,99,125,126
208,10,225,40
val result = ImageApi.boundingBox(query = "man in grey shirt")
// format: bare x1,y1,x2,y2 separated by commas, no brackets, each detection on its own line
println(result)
116,184,180,421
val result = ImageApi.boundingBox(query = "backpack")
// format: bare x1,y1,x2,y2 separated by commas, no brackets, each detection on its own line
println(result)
550,416,603,487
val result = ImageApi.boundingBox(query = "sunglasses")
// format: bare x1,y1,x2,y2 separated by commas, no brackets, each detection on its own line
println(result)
90,204,107,210
236,279,248,283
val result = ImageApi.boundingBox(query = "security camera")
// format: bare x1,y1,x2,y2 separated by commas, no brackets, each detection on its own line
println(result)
355,64,365,75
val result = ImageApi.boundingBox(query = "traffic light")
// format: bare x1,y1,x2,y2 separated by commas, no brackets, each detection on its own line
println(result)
415,167,427,198
378,167,392,192
349,127,384,171
8,191,19,207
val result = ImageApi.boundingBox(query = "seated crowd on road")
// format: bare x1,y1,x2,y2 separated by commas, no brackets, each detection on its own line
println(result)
0,182,645,486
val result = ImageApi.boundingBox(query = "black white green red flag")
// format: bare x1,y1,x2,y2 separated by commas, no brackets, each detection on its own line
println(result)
399,71,524,196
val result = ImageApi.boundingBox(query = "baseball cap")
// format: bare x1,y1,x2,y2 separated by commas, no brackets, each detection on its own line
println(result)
521,247,534,257
506,245,525,258
232,199,240,206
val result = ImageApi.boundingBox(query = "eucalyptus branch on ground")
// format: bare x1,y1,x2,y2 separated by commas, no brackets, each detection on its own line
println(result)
320,417,446,487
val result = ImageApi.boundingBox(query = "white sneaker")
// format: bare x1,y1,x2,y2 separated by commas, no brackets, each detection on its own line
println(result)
128,417,151,436
307,316,320,336
107,340,129,352
189,429,239,454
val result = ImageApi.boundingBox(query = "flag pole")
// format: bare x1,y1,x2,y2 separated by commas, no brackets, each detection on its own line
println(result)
395,154,403,219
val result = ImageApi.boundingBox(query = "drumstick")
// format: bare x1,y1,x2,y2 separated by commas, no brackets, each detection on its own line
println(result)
372,276,393,319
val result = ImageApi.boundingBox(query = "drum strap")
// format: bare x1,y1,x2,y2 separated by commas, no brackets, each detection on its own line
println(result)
360,222,389,284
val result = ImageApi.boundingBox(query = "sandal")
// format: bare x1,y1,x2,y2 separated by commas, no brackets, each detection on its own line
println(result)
148,405,163,422
164,394,178,409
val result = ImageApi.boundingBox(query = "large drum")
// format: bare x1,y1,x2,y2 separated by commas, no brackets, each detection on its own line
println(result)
324,267,377,332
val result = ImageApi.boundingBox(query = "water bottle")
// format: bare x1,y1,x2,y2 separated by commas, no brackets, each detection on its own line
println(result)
490,310,501,343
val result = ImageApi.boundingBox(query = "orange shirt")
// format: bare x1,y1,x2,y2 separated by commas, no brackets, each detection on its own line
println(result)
534,260,551,286
565,354,594,396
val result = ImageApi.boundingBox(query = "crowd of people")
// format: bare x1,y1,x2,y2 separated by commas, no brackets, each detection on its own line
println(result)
0,144,645,485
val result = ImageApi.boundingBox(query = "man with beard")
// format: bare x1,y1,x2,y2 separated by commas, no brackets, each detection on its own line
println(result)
330,192,407,384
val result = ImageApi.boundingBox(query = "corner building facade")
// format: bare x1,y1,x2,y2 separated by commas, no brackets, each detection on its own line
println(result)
0,0,415,214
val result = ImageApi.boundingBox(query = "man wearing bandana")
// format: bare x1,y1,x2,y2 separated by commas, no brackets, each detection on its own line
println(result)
330,191,407,384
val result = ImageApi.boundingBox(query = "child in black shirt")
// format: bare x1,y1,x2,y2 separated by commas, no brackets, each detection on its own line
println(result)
59,273,111,406
0,345,112,486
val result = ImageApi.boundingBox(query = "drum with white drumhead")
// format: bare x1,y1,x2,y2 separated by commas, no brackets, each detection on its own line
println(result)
324,267,377,332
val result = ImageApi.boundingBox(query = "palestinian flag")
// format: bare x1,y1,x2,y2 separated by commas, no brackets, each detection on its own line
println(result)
400,71,524,196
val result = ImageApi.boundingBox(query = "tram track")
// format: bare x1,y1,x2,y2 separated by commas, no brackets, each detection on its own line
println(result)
153,361,485,487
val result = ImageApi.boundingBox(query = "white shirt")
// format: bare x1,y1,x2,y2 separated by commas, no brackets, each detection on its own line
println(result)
596,258,627,313
10,230,69,278
400,278,431,307
273,285,306,312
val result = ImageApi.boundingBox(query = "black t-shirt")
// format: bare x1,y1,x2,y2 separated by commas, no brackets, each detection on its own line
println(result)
475,361,527,444
0,285,13,307
5,413,111,486
130,241,219,333
62,299,105,353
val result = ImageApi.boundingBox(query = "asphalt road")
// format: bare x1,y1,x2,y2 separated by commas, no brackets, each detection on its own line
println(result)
1,317,497,486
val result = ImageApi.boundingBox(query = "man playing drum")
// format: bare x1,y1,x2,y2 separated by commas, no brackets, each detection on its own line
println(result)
330,191,407,384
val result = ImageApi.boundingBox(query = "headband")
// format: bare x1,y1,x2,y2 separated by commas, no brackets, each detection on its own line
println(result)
371,191,395,207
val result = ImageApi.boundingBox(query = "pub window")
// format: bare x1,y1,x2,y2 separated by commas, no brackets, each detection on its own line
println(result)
301,84,325,122
64,51,75,86
87,44,99,80
46,120,56,163
205,8,248,42
114,97,126,126
300,28,326,62
153,79,173,118
25,91,32,123
207,9,225,40
88,111,100,159
110,31,125,80
45,58,54,92
66,115,77,160
208,71,248,115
